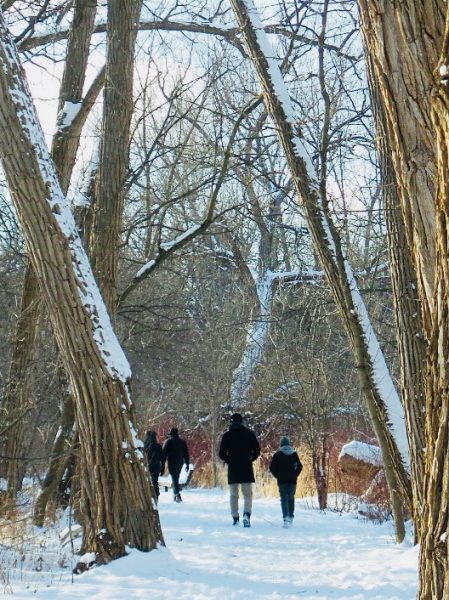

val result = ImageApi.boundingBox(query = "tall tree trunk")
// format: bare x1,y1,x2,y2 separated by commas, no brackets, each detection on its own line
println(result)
312,448,328,511
34,143,101,525
1,266,40,492
1,0,100,497
0,11,163,561
366,53,426,539
357,0,444,311
90,0,143,313
419,14,449,597
230,273,274,405
358,1,449,595
33,382,76,527
229,0,411,542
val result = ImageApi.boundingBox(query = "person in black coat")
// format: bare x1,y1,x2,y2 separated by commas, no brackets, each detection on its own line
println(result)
218,413,261,527
269,436,303,528
143,430,164,502
162,427,190,502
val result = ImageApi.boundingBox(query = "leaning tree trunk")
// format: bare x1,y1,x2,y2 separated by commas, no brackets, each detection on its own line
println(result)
229,0,411,542
0,12,163,561
366,53,426,539
1,0,100,497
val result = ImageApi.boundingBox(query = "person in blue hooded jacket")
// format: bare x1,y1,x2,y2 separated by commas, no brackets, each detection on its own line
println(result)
269,436,303,528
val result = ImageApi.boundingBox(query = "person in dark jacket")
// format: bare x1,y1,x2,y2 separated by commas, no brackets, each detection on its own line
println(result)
162,427,190,502
269,436,303,528
218,413,261,527
144,430,164,502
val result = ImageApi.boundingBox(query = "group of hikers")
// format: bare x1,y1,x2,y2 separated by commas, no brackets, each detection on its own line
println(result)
144,427,189,503
144,412,303,528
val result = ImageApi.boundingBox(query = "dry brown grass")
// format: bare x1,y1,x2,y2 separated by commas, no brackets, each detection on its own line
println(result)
193,446,317,499
192,442,378,510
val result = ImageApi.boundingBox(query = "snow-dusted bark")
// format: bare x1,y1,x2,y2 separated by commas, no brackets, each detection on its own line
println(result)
1,0,100,497
230,271,275,405
229,0,411,540
0,9,162,560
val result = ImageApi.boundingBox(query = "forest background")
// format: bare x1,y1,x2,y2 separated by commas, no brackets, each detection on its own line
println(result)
0,0,382,504
1,0,444,597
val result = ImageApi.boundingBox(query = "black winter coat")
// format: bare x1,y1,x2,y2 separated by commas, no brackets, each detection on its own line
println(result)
144,435,164,476
219,422,261,484
163,433,190,475
269,447,302,484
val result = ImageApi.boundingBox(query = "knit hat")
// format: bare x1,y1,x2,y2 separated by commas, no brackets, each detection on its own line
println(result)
280,436,290,447
230,413,243,423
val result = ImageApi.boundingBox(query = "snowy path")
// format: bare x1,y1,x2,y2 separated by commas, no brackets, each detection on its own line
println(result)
6,488,418,599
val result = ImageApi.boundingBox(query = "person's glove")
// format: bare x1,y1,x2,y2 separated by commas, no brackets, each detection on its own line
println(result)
185,464,189,472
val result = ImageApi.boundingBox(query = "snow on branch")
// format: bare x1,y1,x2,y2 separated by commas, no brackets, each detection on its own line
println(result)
230,0,410,468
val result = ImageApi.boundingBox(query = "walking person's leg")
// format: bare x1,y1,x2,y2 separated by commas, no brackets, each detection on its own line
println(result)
288,483,296,524
229,483,239,523
171,467,182,500
242,482,252,527
278,483,289,526
150,471,160,500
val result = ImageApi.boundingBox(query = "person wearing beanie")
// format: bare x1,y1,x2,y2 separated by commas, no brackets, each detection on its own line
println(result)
218,413,261,527
269,436,303,528
162,427,190,502
143,430,164,502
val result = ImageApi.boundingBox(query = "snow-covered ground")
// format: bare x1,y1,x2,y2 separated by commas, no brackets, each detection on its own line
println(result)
2,487,418,599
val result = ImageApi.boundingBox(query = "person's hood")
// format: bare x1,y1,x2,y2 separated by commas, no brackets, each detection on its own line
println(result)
229,421,245,431
146,431,157,443
280,445,295,455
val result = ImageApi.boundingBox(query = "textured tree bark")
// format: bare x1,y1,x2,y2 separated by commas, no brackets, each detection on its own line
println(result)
1,265,40,494
366,54,426,540
229,0,411,542
357,0,445,313
419,16,449,596
381,142,426,539
0,10,163,561
1,0,99,497
52,0,98,193
90,0,143,313
357,1,449,596
312,449,328,511
33,386,76,527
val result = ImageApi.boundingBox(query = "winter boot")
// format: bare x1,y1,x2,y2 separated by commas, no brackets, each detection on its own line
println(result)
232,516,239,526
283,518,290,528
243,512,251,528
174,493,182,503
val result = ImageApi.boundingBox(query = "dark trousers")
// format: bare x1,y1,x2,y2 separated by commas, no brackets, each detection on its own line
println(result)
278,482,296,519
170,467,182,495
150,470,160,498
